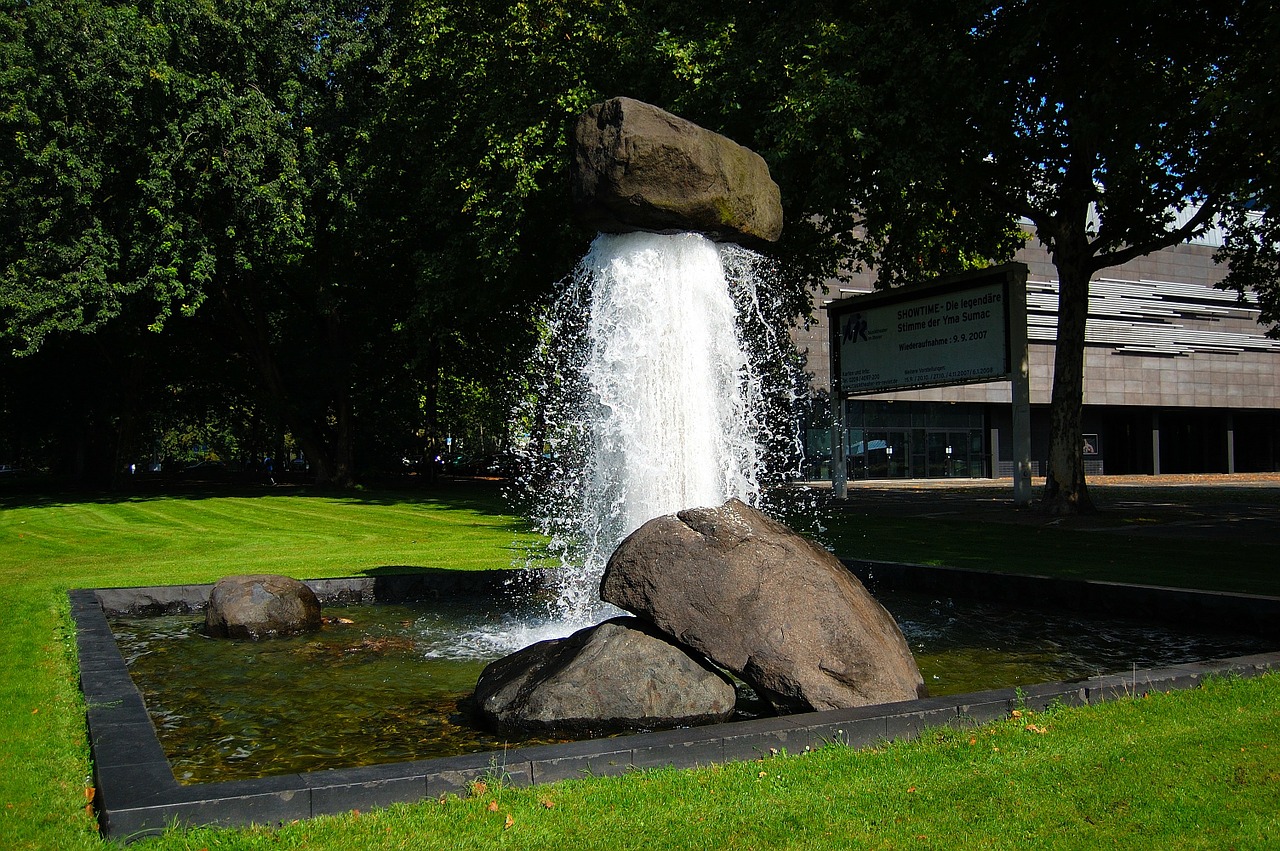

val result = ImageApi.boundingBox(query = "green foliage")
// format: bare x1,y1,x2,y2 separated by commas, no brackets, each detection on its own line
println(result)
721,2,1028,291
0,0,317,355
1,0,167,353
9,0,1267,496
0,0,377,481
759,0,1268,288
760,0,1271,511
1217,1,1280,335
3,0,788,484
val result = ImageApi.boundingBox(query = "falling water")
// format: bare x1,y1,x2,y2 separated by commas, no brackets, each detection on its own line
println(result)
516,231,801,627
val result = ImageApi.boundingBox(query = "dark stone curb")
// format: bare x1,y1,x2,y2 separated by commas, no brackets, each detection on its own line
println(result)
72,566,1280,842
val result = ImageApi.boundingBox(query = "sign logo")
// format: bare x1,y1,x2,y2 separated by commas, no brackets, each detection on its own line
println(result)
842,313,869,344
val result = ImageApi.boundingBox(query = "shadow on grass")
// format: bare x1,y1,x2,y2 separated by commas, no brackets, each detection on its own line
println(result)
355,563,555,577
0,475,522,518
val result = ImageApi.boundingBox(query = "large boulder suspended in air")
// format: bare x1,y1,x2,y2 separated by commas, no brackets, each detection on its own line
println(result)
601,499,925,714
205,574,322,639
471,616,736,735
570,97,783,244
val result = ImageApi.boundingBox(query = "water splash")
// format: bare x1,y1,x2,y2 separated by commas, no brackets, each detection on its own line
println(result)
514,231,802,627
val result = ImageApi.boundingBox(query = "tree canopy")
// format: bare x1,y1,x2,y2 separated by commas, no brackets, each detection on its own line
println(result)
762,0,1275,512
1,0,1273,496
0,0,748,484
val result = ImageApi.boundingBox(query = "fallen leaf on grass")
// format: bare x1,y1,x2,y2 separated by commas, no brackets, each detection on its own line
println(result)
487,800,500,812
471,781,488,798
1025,724,1047,734
539,798,555,809
504,813,515,830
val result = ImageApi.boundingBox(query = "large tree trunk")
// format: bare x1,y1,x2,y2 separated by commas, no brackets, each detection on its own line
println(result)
1042,246,1096,514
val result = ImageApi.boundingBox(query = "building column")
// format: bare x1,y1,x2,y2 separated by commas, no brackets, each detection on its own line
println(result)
989,426,1001,479
1151,411,1162,476
1226,413,1236,475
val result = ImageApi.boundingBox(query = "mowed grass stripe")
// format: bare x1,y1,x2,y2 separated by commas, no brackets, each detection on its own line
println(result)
0,491,542,586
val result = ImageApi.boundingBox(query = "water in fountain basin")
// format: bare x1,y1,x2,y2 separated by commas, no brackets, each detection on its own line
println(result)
109,590,1274,784
516,231,801,628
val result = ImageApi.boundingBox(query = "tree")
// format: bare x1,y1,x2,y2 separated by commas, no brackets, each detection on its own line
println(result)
1,0,409,485
1,0,730,485
1217,2,1280,332
767,0,1267,513
1,0,182,356
371,0,718,473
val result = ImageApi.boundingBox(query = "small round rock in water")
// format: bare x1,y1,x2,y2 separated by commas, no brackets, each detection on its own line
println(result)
205,574,322,639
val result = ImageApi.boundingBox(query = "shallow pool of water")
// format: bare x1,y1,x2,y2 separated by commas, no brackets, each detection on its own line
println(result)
109,591,1272,784
886,594,1269,695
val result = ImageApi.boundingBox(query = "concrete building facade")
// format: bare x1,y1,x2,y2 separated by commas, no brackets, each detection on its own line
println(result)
792,234,1280,479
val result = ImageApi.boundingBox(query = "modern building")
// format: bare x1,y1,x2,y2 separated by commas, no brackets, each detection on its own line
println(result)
792,229,1280,480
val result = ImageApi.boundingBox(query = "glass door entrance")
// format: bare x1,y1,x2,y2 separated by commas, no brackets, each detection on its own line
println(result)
841,401,988,480
924,430,981,477
864,430,909,478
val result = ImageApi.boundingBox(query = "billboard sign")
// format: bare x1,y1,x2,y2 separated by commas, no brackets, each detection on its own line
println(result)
824,263,1031,505
828,267,1021,397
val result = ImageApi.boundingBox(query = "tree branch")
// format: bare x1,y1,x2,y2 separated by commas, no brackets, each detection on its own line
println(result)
1087,195,1221,274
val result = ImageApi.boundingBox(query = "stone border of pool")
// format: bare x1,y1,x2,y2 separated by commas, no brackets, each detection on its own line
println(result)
72,565,1280,843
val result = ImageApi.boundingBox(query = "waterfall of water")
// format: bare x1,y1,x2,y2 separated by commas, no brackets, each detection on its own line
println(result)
516,230,799,628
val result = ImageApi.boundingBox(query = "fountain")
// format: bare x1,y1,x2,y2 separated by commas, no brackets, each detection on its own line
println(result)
71,98,1280,839
104,579,1275,783
517,97,795,627
522,231,784,624
475,98,929,734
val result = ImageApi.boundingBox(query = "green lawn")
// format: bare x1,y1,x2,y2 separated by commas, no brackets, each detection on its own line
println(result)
2,482,1278,849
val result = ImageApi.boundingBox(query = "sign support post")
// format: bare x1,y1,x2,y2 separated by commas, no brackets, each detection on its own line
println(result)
829,304,848,499
1006,265,1032,506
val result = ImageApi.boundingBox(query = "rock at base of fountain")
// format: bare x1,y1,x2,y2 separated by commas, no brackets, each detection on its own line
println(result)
601,499,926,714
571,97,783,244
205,574,322,639
471,616,736,736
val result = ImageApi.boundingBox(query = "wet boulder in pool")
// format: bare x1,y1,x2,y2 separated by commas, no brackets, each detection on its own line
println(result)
471,616,736,735
601,498,925,714
205,574,322,639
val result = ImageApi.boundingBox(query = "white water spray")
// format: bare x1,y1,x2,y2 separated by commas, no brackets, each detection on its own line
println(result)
516,231,801,629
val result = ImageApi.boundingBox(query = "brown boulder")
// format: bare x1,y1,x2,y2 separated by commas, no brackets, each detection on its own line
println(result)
570,97,783,244
205,574,322,639
600,499,924,713
471,616,736,735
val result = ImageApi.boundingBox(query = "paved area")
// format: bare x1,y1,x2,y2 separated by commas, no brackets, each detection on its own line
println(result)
796,473,1280,544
